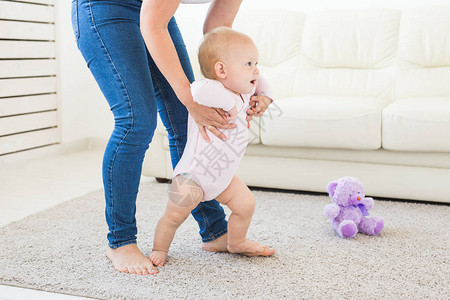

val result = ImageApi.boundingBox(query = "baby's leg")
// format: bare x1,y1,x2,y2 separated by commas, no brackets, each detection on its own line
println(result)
216,175,275,257
149,175,203,267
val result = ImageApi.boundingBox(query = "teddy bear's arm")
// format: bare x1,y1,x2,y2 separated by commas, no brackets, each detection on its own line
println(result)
362,197,374,210
323,203,340,220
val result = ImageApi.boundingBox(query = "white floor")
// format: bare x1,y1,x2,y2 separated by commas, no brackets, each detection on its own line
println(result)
0,146,153,300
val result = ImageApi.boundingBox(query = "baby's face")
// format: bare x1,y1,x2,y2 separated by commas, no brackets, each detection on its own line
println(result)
222,40,259,94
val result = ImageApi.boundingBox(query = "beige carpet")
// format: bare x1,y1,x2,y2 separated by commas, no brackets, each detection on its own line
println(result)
0,180,449,299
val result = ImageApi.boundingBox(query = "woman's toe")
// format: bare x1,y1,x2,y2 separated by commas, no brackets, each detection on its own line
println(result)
260,246,275,256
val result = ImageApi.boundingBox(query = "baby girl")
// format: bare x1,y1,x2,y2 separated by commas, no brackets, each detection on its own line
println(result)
150,27,275,268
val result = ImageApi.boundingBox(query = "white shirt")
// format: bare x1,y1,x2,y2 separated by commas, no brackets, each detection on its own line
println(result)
173,78,272,201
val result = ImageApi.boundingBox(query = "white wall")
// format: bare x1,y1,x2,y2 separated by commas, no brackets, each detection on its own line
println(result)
56,0,112,145
56,0,450,145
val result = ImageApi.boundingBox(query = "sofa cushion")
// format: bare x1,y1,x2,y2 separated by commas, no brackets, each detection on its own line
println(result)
399,7,450,68
293,9,400,102
260,96,384,150
382,98,450,151
397,7,450,99
301,9,400,69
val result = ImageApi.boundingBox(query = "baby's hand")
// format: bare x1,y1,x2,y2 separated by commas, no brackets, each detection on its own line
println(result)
247,95,273,124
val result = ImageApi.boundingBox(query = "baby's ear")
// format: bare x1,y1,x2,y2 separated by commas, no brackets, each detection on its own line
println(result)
214,61,227,79
327,181,338,197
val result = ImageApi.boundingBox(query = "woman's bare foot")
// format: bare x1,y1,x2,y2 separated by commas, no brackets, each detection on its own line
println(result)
149,250,168,267
106,244,158,275
201,233,229,252
227,239,275,257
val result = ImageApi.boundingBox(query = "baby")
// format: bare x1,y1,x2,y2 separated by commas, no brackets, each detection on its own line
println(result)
150,27,275,268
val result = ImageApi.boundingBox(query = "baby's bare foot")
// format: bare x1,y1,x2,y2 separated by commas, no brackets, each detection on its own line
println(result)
149,250,168,267
106,244,158,275
202,233,228,252
227,239,275,257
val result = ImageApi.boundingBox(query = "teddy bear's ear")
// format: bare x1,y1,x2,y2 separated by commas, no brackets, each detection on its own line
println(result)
326,181,338,197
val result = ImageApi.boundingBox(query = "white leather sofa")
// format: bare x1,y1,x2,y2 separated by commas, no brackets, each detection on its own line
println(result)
143,7,450,203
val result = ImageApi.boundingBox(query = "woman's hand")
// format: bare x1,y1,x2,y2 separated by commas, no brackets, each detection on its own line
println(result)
187,102,236,142
246,95,273,125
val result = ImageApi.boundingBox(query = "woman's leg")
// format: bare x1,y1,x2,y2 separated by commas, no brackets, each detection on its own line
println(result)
74,0,157,274
147,17,228,245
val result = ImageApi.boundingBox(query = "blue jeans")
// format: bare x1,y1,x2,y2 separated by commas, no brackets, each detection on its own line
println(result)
72,0,227,248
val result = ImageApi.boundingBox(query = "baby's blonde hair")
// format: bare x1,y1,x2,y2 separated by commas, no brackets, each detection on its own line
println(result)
198,27,254,79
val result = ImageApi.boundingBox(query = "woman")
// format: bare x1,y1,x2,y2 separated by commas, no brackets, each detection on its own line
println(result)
71,0,271,275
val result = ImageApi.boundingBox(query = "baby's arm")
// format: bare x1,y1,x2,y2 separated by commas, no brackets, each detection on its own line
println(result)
191,79,236,115
254,76,273,99
254,76,273,105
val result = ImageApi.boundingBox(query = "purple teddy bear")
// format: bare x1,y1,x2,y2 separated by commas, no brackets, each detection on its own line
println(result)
323,176,384,238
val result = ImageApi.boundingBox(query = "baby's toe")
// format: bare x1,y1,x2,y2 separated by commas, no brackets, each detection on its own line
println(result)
156,259,164,267
149,255,159,266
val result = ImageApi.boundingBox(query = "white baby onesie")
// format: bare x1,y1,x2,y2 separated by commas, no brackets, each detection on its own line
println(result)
173,77,272,201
